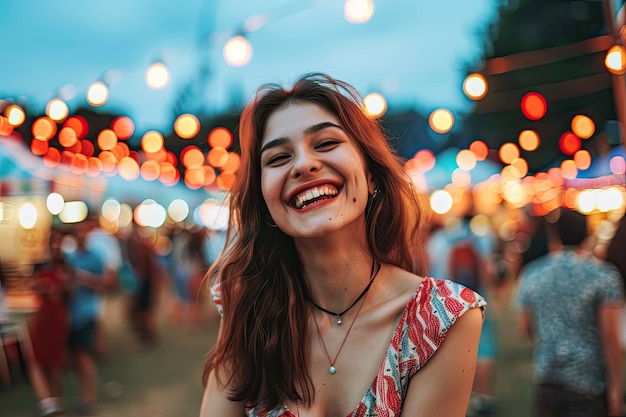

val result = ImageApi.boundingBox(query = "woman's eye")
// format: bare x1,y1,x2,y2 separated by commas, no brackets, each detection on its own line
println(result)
266,154,290,165
316,140,340,150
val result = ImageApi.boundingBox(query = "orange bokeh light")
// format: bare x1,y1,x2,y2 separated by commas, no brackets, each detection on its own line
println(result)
518,130,540,151
181,146,205,168
141,131,164,154
111,116,135,140
58,127,78,147
208,127,233,149
560,160,578,179
208,147,229,167
32,117,57,140
573,150,592,170
30,139,49,155
140,160,161,181
559,132,581,155
520,92,547,120
216,170,237,190
64,116,88,139
469,140,488,161
43,148,62,167
498,142,520,164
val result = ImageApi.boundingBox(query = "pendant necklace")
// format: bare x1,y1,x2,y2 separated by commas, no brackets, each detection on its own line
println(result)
310,259,379,325
311,260,380,374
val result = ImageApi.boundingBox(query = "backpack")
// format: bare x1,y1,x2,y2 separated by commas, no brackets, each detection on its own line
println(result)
448,239,481,292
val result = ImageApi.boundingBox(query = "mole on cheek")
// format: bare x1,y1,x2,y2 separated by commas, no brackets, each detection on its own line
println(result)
353,198,356,203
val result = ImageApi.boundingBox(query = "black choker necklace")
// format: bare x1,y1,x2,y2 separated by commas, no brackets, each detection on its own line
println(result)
310,259,380,325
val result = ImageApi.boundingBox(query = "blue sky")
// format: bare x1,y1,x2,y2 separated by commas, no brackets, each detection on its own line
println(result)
0,0,496,134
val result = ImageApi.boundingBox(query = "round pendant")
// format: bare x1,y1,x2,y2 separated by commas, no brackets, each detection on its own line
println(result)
336,317,342,325
328,366,336,374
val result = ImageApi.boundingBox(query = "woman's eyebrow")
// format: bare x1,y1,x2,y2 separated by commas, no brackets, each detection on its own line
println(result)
261,122,343,154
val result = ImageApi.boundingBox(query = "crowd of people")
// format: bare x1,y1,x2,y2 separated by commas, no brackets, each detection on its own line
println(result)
0,216,220,416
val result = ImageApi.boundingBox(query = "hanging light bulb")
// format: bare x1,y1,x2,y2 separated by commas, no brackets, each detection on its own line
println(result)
145,62,170,89
223,35,253,67
86,81,109,107
344,0,375,24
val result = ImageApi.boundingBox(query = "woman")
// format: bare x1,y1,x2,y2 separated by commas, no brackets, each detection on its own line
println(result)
200,73,486,417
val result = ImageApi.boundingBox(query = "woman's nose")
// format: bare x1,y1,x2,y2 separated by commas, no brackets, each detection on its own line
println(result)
291,149,322,178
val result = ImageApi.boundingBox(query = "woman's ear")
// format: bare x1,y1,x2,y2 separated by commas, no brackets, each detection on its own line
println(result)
367,173,376,195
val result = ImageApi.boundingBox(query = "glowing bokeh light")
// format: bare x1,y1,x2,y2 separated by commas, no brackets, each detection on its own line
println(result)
46,98,69,121
605,45,626,75
456,149,477,171
87,81,109,107
140,160,161,181
58,127,78,147
559,131,581,155
168,199,189,223
141,131,164,153
208,147,229,167
610,156,626,174
344,0,375,23
174,114,200,139
111,116,134,140
430,190,453,214
208,127,233,149
216,171,237,190
571,115,595,139
181,146,205,168
18,203,37,230
98,129,118,151
43,148,62,167
101,198,121,223
118,157,140,180
58,201,88,224
6,105,26,127
64,116,88,139
221,152,241,172
135,200,167,228
518,130,540,151
46,193,65,215
573,150,592,170
428,108,454,134
145,62,170,89
363,93,387,118
463,73,488,100
577,190,596,214
520,92,547,120
469,140,488,161
560,159,578,179
32,117,57,141
31,139,48,155
223,36,253,66
498,142,520,164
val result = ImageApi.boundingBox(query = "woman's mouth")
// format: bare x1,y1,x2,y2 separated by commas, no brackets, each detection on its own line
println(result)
290,184,339,209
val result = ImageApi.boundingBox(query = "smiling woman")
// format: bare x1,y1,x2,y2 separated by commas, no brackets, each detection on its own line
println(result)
199,73,486,417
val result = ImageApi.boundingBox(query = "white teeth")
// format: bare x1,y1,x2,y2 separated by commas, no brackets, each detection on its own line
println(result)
292,184,338,209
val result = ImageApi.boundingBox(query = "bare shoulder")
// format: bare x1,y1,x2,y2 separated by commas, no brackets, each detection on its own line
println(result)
373,264,425,312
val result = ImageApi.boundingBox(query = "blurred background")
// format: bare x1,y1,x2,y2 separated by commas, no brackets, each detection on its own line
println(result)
1,0,626,416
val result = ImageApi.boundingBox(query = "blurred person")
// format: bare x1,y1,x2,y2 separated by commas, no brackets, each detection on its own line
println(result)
125,226,162,346
28,228,71,415
65,220,106,415
200,73,486,417
517,208,624,417
85,214,122,358
603,212,626,349
427,214,499,416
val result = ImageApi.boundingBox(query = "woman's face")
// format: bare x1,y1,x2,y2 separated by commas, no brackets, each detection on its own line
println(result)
260,101,374,239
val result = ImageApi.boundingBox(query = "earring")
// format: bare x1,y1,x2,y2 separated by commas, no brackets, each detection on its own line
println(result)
366,188,380,218
265,214,277,228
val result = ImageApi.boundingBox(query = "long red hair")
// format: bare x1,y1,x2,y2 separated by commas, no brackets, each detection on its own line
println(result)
203,73,429,411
